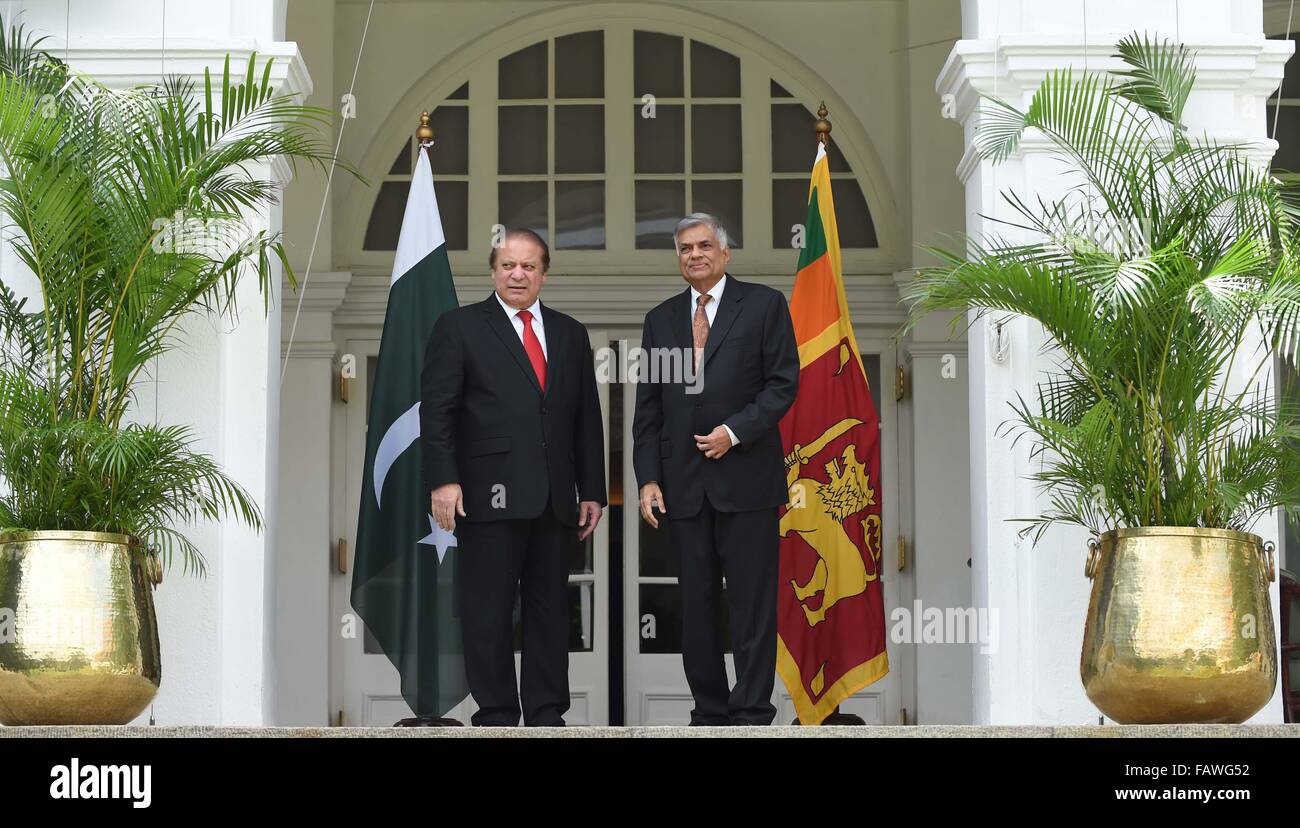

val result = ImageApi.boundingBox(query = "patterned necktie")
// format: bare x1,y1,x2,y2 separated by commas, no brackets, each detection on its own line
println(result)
517,309,547,390
693,294,712,371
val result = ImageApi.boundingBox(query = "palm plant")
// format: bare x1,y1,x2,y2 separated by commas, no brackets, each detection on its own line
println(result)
0,21,355,573
903,33,1300,543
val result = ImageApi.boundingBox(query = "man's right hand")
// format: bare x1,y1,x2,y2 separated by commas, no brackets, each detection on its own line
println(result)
431,483,466,531
638,482,667,529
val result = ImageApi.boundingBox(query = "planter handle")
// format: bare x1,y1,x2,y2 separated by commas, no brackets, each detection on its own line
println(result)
1263,541,1276,584
1085,538,1101,580
147,544,164,587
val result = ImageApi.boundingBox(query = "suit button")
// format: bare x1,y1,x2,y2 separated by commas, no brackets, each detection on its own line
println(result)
541,441,547,448
542,407,549,414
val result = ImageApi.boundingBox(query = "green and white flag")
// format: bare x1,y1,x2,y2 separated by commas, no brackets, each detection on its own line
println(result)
350,142,466,717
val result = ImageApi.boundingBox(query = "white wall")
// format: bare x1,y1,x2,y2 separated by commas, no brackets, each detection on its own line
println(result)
901,0,973,725
942,0,1291,724
279,0,977,725
0,0,310,725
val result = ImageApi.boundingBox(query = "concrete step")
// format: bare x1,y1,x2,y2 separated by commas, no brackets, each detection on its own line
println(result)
2,724,1297,737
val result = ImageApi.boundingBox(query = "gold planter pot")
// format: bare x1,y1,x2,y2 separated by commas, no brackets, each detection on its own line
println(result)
0,530,162,725
1081,526,1277,724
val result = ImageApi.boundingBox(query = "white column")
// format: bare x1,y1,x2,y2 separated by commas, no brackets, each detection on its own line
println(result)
274,272,350,727
14,0,313,725
905,342,974,724
901,0,974,724
939,0,1291,724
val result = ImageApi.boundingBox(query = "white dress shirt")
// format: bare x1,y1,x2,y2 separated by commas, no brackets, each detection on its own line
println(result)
495,292,548,359
688,274,739,447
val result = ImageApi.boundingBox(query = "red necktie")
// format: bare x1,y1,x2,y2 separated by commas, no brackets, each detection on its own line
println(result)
517,309,547,390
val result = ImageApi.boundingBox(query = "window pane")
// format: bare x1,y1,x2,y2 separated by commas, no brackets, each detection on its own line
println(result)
388,140,411,175
639,520,676,577
862,353,882,427
772,179,808,251
570,583,594,652
363,181,408,250
691,40,740,98
772,103,819,173
447,81,469,100
639,584,681,653
638,584,731,653
427,106,468,175
773,178,876,249
556,30,603,98
634,30,683,97
556,104,605,174
556,181,605,250
692,104,741,173
499,41,548,99
511,583,594,652
771,79,795,98
833,177,877,248
692,180,742,248
634,103,684,174
499,106,548,174
498,181,549,243
1269,105,1300,172
772,106,852,173
433,179,468,251
570,526,594,574
635,180,685,249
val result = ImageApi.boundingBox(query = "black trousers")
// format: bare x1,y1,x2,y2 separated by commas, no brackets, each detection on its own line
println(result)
455,500,569,726
668,497,779,725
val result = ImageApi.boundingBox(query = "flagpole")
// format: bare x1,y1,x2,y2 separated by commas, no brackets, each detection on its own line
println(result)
388,110,466,729
789,102,872,728
416,108,435,149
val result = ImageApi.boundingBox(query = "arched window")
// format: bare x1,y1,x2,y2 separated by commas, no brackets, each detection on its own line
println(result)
361,27,880,260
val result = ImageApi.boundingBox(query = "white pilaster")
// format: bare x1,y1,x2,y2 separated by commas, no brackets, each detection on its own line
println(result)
939,0,1291,724
275,271,351,727
10,0,313,725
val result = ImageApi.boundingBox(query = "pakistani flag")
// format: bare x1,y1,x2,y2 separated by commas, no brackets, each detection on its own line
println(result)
350,141,467,718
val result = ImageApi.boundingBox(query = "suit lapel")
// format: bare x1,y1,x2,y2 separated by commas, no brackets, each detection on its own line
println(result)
481,295,543,396
701,275,744,369
669,287,693,352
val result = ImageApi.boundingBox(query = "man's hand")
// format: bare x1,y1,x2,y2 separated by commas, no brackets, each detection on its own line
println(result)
578,501,603,541
639,482,667,529
431,483,465,531
694,425,734,460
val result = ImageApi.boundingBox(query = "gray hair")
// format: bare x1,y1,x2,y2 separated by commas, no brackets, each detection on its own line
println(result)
673,212,730,251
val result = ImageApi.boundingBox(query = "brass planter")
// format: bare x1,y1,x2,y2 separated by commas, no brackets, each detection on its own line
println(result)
1081,526,1277,724
0,530,162,725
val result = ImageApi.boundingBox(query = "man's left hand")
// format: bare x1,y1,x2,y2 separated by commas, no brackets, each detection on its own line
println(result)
694,425,734,460
578,500,604,541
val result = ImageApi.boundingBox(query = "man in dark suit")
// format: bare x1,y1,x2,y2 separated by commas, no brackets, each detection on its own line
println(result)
421,228,606,727
632,213,800,725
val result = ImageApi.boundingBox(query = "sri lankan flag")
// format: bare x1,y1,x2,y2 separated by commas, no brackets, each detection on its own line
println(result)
776,141,888,724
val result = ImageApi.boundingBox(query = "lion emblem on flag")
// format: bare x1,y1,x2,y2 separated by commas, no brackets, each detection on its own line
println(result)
780,416,883,627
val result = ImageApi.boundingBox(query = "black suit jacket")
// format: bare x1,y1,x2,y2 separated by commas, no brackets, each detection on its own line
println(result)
632,276,799,517
420,294,607,526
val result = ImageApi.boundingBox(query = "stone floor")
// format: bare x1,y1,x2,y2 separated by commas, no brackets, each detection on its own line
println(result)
1,724,1297,737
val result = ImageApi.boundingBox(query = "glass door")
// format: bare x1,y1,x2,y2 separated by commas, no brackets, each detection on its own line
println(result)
332,333,611,726
617,335,904,725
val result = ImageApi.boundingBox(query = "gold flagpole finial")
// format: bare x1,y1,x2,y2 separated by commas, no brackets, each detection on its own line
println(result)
814,102,832,147
416,111,434,144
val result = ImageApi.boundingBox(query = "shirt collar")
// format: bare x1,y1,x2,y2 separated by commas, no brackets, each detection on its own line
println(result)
689,273,727,308
495,291,543,324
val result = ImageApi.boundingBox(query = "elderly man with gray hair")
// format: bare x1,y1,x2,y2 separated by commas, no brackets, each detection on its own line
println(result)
631,213,800,725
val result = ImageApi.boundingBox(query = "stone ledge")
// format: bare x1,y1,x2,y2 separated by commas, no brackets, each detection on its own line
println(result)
1,724,1296,738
